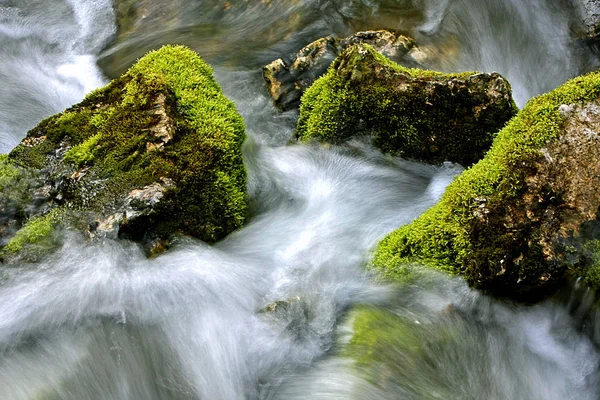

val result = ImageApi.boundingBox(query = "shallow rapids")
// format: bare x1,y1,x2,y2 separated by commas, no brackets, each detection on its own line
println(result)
1,0,600,399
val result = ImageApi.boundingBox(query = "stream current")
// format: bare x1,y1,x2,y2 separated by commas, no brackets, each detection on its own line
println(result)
1,0,600,399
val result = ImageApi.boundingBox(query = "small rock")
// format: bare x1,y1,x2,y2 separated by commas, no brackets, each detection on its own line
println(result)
263,30,421,111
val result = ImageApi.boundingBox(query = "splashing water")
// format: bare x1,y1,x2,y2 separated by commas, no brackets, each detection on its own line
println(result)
1,0,600,399
0,0,114,152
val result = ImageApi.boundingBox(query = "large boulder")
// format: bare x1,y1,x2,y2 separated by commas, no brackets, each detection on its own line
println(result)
373,71,600,298
263,30,422,111
296,44,518,166
1,45,247,260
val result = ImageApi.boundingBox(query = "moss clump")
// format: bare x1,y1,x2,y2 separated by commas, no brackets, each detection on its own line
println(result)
0,154,43,248
2,209,63,259
297,44,518,166
63,134,103,167
0,154,21,190
373,71,600,297
9,45,247,246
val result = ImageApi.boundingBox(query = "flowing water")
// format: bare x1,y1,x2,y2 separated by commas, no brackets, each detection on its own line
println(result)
1,1,600,399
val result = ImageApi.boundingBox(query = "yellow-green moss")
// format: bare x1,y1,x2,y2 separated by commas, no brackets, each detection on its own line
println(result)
0,154,20,191
9,45,247,244
3,209,62,255
297,44,517,166
0,154,39,243
63,134,102,167
373,71,600,293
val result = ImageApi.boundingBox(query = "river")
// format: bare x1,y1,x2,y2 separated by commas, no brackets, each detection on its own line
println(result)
0,0,599,399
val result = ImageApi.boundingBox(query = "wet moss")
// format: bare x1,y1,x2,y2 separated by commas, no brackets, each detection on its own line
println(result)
297,44,518,166
0,155,41,247
0,154,21,190
63,134,103,167
372,71,600,296
2,208,63,258
9,45,247,245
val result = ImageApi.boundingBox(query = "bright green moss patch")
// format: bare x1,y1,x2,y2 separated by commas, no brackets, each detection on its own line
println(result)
372,71,600,297
3,209,62,255
63,134,102,167
8,45,247,248
297,44,518,166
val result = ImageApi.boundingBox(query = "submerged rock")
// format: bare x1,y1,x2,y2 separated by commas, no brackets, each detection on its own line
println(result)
263,30,421,111
373,71,600,298
1,45,247,260
346,306,466,397
296,44,518,166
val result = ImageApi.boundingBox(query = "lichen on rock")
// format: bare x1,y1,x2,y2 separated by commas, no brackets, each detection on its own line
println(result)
372,70,600,298
296,43,518,166
3,45,247,259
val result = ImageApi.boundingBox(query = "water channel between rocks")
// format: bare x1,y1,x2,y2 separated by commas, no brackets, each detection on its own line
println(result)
1,0,600,399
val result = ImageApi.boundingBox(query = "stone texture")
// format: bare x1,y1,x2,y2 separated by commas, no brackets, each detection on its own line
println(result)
1,45,247,261
373,71,600,299
263,30,421,111
577,0,600,37
296,44,518,166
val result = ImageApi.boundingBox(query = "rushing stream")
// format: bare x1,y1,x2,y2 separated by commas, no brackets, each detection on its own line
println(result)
1,0,600,399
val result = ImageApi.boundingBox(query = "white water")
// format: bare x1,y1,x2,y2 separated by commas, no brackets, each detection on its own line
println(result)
418,0,585,107
1,0,600,399
0,0,114,152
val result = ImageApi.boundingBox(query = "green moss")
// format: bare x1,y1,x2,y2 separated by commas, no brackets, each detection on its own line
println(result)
0,154,20,191
10,45,247,244
3,209,62,255
578,239,600,288
372,71,600,293
297,44,518,166
63,134,102,167
0,154,38,243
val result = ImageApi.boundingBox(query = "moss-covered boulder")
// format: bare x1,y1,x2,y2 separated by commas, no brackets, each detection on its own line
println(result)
296,44,518,166
263,30,420,111
373,71,600,298
2,45,246,260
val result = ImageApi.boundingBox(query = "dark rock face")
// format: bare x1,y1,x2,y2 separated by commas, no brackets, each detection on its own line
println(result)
263,30,421,111
373,71,600,299
296,44,518,167
1,45,247,260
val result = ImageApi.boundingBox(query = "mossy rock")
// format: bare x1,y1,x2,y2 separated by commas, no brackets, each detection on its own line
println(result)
3,45,246,259
373,71,600,298
263,30,419,111
296,44,518,166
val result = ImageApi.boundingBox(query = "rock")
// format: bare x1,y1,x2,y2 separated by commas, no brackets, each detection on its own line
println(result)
0,155,45,248
263,30,420,111
296,44,518,166
260,297,316,340
372,71,600,299
2,45,247,260
576,0,600,37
